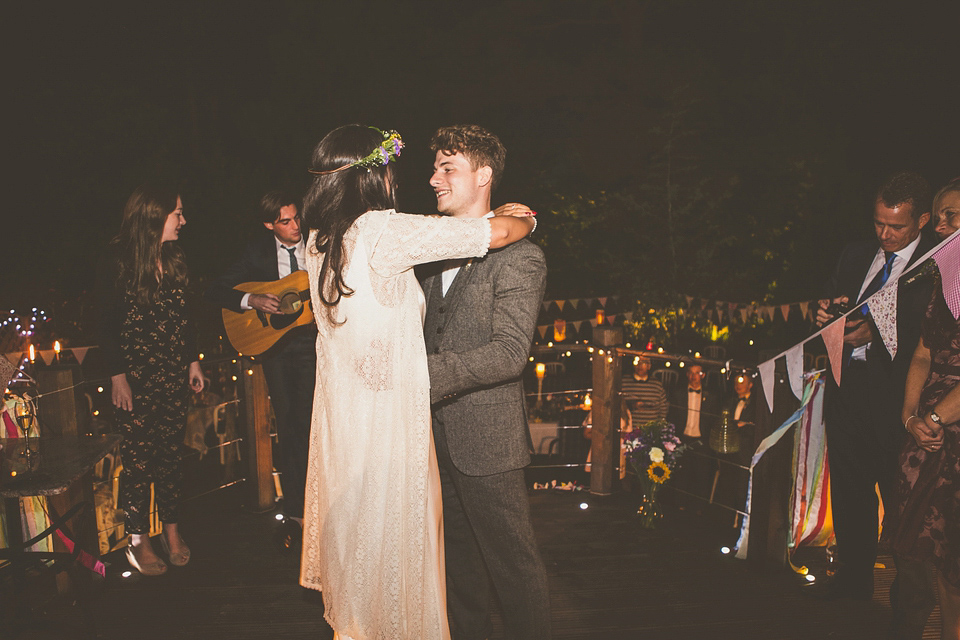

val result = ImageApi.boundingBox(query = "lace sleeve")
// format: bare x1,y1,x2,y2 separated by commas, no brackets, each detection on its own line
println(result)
366,211,491,276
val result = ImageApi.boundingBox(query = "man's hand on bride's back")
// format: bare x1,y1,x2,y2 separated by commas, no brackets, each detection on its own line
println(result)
493,203,534,217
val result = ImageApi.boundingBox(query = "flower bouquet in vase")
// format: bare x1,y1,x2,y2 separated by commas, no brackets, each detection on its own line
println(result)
623,419,686,528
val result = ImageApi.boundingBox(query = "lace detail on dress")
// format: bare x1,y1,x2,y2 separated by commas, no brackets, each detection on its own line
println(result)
366,210,491,277
354,338,393,392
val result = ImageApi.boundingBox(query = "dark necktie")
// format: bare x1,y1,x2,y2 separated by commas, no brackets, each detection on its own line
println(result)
856,251,895,315
285,246,299,273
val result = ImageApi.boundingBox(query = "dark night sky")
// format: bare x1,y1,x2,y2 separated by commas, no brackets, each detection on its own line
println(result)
5,0,959,319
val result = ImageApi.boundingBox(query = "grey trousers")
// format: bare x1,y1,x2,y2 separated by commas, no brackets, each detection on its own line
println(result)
434,422,552,640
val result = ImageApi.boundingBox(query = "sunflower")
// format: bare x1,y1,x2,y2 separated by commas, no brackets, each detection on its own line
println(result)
647,461,671,484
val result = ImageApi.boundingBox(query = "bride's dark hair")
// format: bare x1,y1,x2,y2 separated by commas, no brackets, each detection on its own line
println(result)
302,125,398,312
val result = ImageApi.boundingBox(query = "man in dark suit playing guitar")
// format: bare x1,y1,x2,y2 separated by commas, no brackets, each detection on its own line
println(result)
206,191,316,536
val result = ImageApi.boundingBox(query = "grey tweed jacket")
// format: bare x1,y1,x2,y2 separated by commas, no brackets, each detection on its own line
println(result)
420,239,547,476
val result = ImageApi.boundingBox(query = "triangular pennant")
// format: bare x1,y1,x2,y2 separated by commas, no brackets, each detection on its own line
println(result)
685,295,694,307
764,306,776,321
537,325,548,339
556,300,565,311
822,319,846,386
572,321,583,331
607,314,618,325
589,318,598,327
598,297,608,307
5,353,24,367
870,284,900,359
785,344,804,401
623,312,634,322
758,358,777,413
568,299,580,310
541,301,550,313
799,301,810,320
740,307,749,324
39,350,55,365
781,304,791,322
700,299,708,311
71,347,90,365
933,234,960,319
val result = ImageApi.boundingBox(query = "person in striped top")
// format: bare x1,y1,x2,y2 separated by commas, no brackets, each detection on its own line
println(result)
621,355,667,425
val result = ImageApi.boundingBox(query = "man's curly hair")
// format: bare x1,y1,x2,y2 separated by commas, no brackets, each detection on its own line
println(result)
876,171,931,220
430,125,506,192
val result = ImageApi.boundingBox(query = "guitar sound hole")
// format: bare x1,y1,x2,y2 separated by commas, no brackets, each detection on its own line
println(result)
278,292,303,315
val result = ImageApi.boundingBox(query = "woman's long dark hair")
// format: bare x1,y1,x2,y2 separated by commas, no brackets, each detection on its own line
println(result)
302,125,398,314
114,183,188,305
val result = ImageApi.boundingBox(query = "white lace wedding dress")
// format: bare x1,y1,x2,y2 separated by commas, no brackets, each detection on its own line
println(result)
300,209,491,640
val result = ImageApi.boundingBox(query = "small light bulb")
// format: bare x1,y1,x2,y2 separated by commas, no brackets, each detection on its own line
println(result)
579,502,588,510
720,546,731,555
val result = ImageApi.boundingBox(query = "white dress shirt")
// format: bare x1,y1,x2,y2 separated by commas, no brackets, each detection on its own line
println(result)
683,389,703,438
440,212,494,296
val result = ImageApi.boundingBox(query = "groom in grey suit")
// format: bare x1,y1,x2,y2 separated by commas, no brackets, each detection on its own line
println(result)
420,125,551,639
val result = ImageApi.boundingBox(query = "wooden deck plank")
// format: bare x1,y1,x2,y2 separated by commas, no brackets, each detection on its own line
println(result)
6,483,935,639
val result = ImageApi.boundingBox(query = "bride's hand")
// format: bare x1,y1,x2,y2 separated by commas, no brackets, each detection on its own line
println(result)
493,203,535,218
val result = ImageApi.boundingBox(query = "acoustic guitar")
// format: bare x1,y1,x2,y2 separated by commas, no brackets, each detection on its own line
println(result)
221,270,314,355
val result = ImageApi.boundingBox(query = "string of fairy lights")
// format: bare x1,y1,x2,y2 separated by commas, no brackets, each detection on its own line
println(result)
2,308,51,385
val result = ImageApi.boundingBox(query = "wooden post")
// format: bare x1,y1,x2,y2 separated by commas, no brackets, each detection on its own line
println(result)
589,327,623,496
241,359,275,511
37,367,98,593
36,367,79,437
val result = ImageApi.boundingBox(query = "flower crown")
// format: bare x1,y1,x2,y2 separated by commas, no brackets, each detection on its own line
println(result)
309,127,404,176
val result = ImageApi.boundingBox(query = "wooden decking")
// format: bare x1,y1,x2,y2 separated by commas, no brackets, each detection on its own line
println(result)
6,481,935,639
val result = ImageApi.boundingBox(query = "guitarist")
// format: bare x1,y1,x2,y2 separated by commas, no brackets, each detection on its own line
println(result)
206,191,316,539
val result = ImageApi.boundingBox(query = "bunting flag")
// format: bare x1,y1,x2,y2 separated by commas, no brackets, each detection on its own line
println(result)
598,297,608,307
1,357,15,387
39,350,55,365
556,300,565,311
822,319,846,387
72,347,90,365
781,304,791,322
568,299,580,310
572,320,583,332
758,358,776,413
685,295,694,307
871,284,900,359
788,378,833,550
785,345,804,401
736,377,818,560
740,308,749,323
933,234,960,319
537,326,548,339
799,301,810,321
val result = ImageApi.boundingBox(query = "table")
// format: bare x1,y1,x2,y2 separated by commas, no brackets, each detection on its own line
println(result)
1,435,122,498
1,435,121,636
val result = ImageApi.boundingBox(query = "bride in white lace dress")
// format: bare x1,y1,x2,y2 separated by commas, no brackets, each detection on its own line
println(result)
299,125,535,640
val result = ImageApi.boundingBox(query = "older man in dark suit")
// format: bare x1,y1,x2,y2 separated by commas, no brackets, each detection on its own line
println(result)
205,191,316,531
814,172,934,604
419,125,550,640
